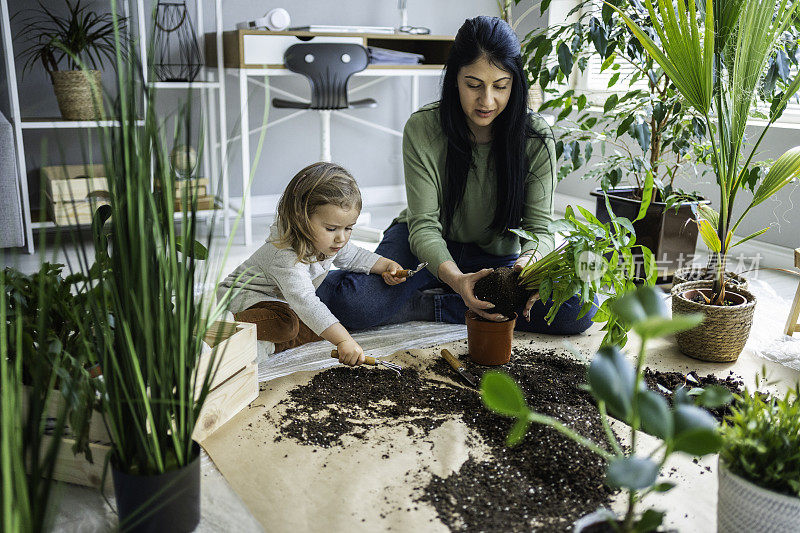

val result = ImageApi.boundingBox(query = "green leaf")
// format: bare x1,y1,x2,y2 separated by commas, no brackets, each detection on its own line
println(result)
634,170,654,222
604,93,619,113
481,371,528,418
751,147,800,207
611,286,668,325
635,509,665,532
697,219,722,253
587,346,637,419
507,417,531,447
652,481,676,493
634,313,704,339
606,456,659,490
694,385,733,409
638,390,674,440
175,239,209,260
672,404,722,456
557,42,573,76
616,115,635,138
608,71,620,88
731,228,768,248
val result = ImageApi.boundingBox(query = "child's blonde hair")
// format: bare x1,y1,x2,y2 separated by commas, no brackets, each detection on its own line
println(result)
275,162,362,263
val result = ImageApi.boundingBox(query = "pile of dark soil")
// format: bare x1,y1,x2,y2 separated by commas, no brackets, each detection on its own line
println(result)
643,368,744,421
274,348,615,532
473,267,530,318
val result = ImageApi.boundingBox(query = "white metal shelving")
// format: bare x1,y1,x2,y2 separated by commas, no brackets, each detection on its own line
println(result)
0,0,229,253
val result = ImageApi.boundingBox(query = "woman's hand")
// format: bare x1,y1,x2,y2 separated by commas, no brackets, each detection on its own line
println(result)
451,268,507,322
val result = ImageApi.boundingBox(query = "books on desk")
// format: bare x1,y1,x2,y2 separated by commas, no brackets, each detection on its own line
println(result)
368,46,424,65
289,25,395,34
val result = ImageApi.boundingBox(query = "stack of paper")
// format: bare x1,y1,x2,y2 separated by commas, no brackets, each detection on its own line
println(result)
368,46,424,65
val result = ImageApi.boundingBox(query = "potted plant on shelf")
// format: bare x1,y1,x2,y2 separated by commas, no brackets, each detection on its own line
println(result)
613,0,800,362
13,0,123,120
522,0,713,280
718,375,800,533
472,202,657,363
481,286,731,532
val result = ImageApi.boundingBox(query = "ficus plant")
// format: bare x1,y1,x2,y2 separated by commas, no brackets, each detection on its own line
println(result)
481,286,732,532
521,0,712,200
611,0,800,304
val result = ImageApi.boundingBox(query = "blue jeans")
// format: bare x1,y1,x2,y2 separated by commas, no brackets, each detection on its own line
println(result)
317,222,596,334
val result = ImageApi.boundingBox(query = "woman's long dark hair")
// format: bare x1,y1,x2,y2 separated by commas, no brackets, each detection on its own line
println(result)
439,16,549,234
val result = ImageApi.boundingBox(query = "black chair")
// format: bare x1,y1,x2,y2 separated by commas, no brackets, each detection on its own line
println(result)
272,43,377,161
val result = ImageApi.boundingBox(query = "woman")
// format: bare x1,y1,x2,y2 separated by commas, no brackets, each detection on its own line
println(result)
317,16,595,334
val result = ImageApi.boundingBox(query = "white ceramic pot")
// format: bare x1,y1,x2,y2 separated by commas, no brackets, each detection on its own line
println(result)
573,508,618,532
718,459,800,533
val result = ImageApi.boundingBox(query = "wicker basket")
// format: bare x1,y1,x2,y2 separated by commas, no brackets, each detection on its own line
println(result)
670,280,756,362
672,265,748,291
718,460,800,533
51,70,104,120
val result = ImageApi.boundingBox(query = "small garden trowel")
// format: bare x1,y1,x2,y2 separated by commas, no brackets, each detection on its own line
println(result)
441,349,478,387
396,261,428,278
330,349,402,376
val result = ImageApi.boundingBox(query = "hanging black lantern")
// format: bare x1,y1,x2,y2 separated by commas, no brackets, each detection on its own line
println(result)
153,1,202,82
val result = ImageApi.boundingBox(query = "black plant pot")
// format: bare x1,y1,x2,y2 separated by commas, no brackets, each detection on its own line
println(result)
112,443,201,533
591,187,709,280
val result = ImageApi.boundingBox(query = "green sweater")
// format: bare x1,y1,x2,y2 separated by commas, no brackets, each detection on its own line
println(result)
397,103,556,277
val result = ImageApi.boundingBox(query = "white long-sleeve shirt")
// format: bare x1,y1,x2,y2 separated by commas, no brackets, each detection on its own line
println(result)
218,224,381,335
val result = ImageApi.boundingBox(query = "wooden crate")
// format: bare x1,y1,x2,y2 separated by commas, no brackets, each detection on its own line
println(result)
196,321,257,394
33,321,257,489
41,164,108,203
46,194,109,226
193,363,258,442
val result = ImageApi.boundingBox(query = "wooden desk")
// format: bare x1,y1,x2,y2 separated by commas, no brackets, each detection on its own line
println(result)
204,30,454,245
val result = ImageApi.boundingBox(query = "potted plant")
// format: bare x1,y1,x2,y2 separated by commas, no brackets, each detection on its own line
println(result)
473,202,657,358
520,0,715,280
2,258,75,532
78,9,236,530
481,286,731,532
613,0,800,361
3,263,103,462
13,0,123,120
718,375,800,533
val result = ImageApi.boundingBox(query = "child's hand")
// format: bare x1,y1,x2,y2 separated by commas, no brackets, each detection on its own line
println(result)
381,259,407,286
336,339,365,366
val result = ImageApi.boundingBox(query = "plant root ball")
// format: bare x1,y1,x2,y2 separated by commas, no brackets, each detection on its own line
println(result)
473,267,531,319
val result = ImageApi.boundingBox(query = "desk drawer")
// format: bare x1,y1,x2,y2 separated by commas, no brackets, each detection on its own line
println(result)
243,34,365,67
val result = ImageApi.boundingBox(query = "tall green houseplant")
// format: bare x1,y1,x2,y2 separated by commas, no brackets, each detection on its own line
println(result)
612,0,800,304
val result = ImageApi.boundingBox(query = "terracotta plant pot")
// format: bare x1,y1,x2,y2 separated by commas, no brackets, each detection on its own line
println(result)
671,280,756,362
465,310,516,366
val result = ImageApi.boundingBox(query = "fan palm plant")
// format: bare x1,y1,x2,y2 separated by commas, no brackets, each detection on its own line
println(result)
610,0,800,305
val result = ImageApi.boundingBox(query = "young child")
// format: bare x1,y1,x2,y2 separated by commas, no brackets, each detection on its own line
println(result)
218,162,406,366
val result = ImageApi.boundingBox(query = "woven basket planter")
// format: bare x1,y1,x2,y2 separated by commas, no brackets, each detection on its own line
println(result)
672,265,748,291
670,280,756,362
718,460,800,533
51,70,104,120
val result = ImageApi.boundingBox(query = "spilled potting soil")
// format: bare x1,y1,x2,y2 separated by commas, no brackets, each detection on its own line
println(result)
274,348,615,532
643,368,744,421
